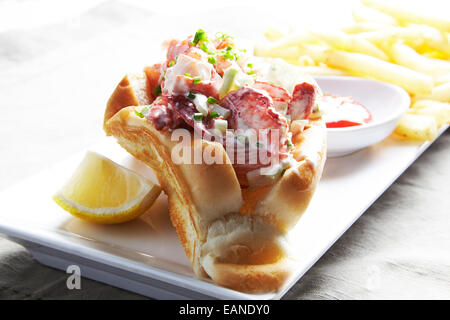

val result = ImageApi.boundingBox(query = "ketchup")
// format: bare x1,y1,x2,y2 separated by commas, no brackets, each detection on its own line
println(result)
317,94,372,128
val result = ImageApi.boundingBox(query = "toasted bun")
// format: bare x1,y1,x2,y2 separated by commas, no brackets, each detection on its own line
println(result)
104,73,326,292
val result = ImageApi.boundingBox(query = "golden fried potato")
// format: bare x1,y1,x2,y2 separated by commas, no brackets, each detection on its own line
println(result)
413,83,450,103
394,113,438,141
410,100,450,127
352,4,398,25
362,0,450,33
311,30,389,60
388,41,450,79
297,45,433,95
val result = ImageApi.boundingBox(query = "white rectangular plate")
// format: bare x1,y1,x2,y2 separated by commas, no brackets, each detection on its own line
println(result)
0,127,447,299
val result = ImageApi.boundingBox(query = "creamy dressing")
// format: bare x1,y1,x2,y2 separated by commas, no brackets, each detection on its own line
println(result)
164,54,216,95
255,58,319,95
152,32,324,187
317,94,372,127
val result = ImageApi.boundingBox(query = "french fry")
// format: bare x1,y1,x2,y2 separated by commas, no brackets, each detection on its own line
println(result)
413,82,450,103
421,50,448,60
261,30,318,49
256,31,319,59
435,74,450,86
341,22,387,34
264,27,286,42
358,29,423,55
407,24,450,57
352,4,398,25
311,29,389,60
295,65,348,76
410,100,450,127
359,24,450,57
256,2,449,142
299,45,433,95
388,41,450,79
394,113,438,141
254,44,303,60
362,0,450,33
298,55,316,66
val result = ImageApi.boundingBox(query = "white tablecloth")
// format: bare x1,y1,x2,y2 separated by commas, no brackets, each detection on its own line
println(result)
0,0,449,299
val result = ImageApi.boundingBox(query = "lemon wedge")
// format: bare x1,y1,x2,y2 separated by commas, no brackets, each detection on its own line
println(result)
53,151,161,224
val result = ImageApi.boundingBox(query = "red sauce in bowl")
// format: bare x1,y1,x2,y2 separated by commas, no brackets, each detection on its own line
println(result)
317,94,373,128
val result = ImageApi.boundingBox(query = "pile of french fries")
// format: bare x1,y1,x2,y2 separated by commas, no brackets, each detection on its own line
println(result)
254,0,450,141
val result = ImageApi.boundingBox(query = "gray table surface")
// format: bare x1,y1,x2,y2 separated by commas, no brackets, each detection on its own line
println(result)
0,0,449,300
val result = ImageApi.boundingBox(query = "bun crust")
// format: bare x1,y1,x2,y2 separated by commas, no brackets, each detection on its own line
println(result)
104,73,326,292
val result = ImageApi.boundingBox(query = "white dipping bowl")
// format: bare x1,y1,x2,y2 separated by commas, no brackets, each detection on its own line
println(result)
314,76,410,158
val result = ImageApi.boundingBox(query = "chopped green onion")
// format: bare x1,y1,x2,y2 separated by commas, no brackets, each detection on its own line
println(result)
135,106,151,118
222,50,236,60
207,97,218,104
210,111,219,118
215,32,232,40
248,70,254,75
226,46,233,51
286,140,293,149
193,77,202,84
200,42,214,54
247,63,253,68
208,56,216,65
193,113,203,121
168,60,175,67
211,104,230,119
135,110,144,118
192,29,207,45
187,91,196,99
153,85,162,97
184,73,192,78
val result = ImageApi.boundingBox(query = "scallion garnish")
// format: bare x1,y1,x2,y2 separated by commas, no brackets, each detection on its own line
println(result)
135,106,151,118
153,84,162,97
192,29,207,45
135,110,144,118
207,97,218,104
200,42,214,54
286,140,293,148
208,56,216,65
215,32,232,40
168,60,175,67
210,111,219,118
193,77,202,84
184,73,192,78
222,51,235,60
193,113,203,121
187,91,196,99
